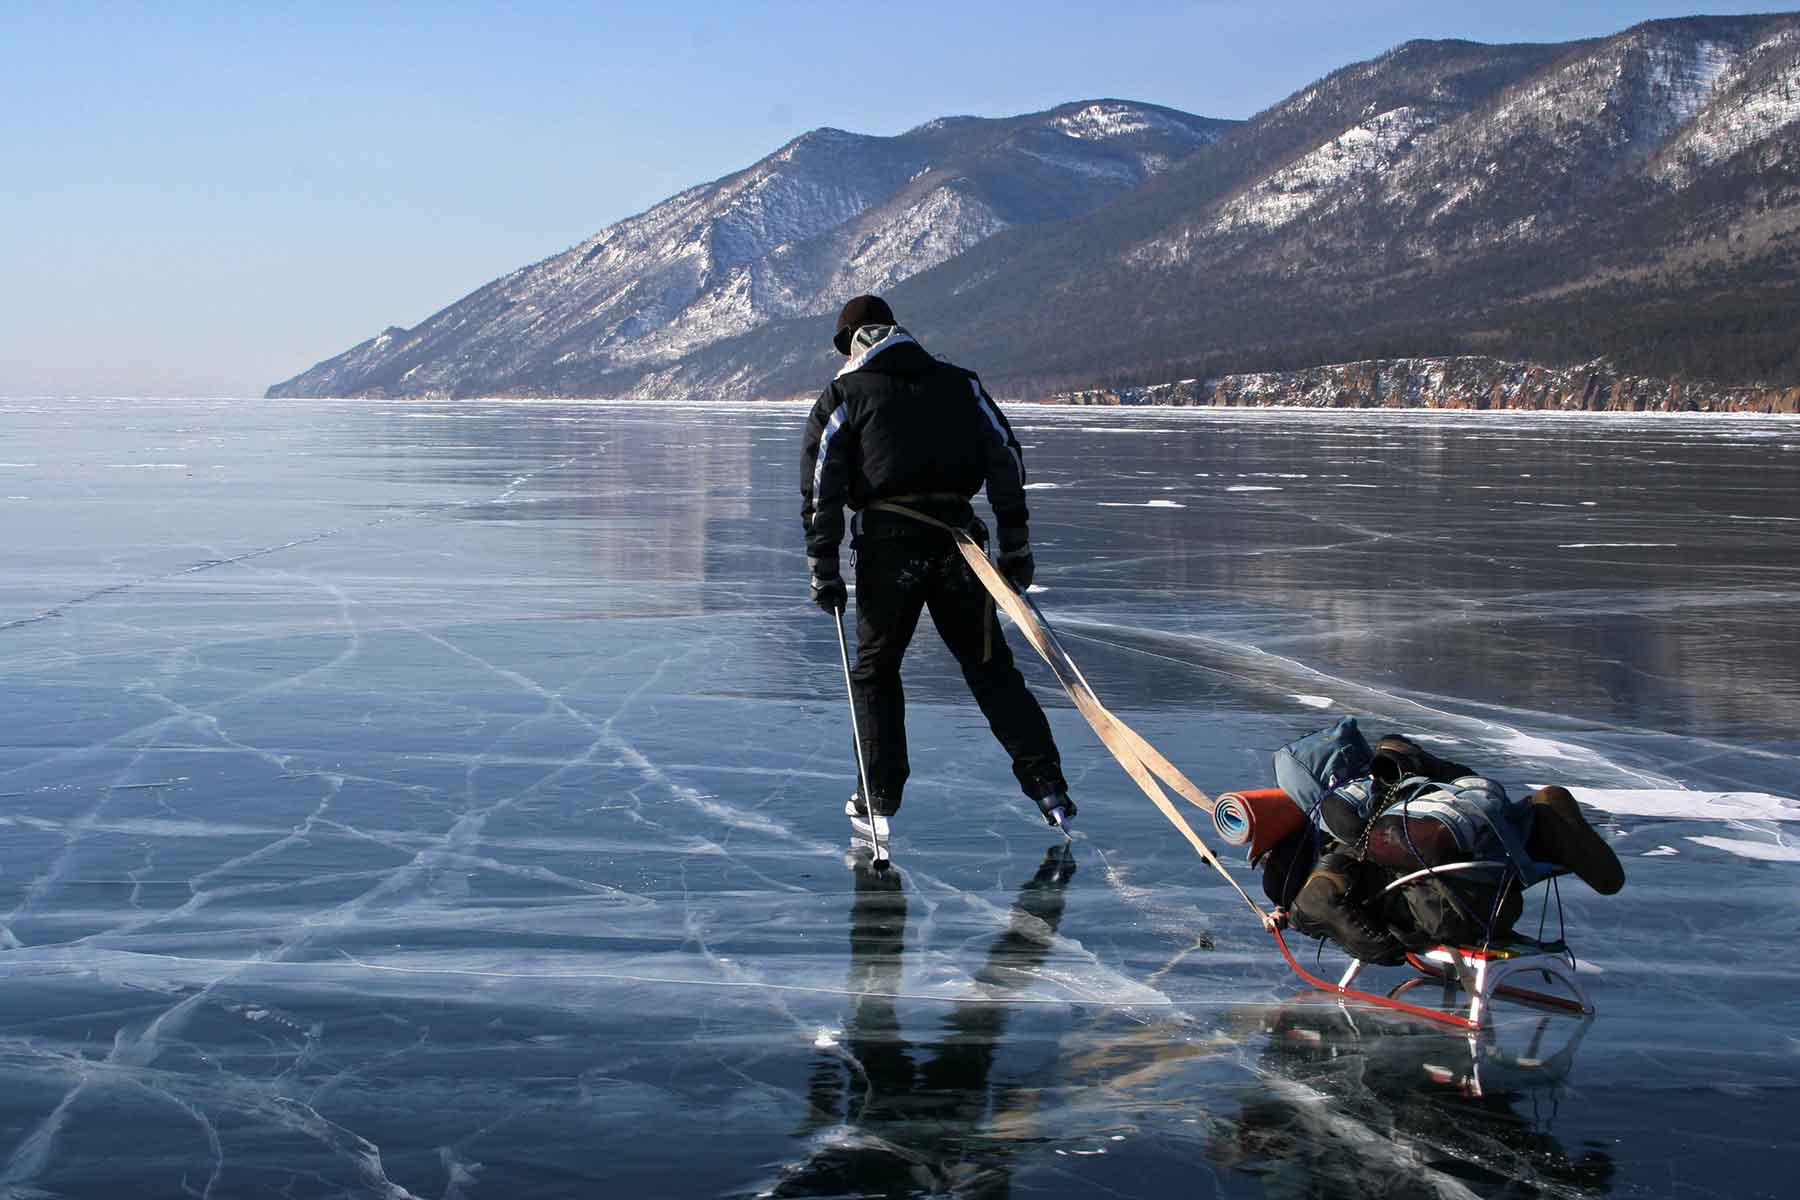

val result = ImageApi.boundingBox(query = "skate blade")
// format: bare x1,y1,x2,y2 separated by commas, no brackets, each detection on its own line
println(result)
847,830,891,864
849,813,890,838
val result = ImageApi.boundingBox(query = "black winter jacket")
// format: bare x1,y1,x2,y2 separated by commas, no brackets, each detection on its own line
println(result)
800,329,1028,566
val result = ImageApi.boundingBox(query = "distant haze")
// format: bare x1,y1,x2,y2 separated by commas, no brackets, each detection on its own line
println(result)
1,1,1784,397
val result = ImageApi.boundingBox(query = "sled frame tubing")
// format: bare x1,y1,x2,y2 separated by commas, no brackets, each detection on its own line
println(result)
1270,926,1592,1032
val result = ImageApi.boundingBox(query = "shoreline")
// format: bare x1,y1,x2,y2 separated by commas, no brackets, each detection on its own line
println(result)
13,393,1800,419
1036,354,1800,416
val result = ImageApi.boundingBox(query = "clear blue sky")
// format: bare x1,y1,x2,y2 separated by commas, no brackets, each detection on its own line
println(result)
2,1,1786,397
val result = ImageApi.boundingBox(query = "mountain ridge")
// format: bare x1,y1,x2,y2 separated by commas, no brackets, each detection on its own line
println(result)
270,99,1232,398
270,13,1800,401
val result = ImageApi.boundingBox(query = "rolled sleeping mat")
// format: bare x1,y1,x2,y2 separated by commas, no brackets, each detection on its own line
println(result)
1212,788,1309,862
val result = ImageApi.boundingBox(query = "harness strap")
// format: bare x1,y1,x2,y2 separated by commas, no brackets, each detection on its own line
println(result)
865,500,1269,922
877,491,967,505
865,497,994,663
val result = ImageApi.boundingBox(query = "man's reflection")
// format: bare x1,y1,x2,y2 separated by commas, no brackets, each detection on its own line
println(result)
1222,1000,1614,1198
767,845,1077,1199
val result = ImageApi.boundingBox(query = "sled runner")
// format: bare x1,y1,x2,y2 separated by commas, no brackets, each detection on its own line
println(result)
1269,868,1594,1033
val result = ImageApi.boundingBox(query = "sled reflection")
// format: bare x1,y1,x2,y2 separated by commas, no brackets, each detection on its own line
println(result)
1221,997,1613,1197
764,844,1077,1198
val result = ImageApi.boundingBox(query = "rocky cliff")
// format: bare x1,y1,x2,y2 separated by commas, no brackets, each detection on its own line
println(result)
1045,356,1800,413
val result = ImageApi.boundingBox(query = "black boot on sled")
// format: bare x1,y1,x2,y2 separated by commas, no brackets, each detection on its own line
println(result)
1525,786,1625,895
1290,856,1406,966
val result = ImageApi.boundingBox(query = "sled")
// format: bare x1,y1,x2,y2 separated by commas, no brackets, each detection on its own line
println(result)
1270,863,1593,1033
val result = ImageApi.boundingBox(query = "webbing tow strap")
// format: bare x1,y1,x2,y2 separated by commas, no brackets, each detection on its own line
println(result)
866,501,1273,925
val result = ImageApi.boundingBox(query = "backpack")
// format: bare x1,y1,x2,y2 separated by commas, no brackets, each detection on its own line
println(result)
1271,716,1373,812
1261,717,1374,907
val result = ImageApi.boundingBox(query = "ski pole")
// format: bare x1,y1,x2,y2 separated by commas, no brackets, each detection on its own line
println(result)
834,607,887,867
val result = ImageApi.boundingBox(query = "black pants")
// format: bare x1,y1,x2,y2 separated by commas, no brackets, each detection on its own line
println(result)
850,535,1063,814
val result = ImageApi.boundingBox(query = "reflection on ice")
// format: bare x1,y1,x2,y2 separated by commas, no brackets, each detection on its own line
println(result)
761,847,1077,1198
0,398,1796,1196
1226,1001,1610,1199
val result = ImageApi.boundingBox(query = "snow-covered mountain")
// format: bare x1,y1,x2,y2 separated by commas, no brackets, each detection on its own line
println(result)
272,13,1800,401
269,101,1231,398
902,12,1800,391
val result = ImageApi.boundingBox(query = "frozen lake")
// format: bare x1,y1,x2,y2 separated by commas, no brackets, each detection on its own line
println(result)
1,396,1796,1198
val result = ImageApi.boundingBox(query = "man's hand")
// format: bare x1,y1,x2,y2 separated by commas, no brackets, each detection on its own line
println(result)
810,559,847,613
998,543,1035,592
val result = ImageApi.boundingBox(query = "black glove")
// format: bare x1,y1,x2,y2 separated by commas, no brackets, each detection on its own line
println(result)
998,543,1035,592
809,559,847,613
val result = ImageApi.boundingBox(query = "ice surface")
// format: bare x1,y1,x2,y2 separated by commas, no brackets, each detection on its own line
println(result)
0,398,1796,1196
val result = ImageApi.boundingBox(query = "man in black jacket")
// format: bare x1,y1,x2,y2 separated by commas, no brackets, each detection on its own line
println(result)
802,294,1072,840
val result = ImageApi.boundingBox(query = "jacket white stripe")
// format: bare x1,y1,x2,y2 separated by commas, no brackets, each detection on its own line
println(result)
812,402,849,501
971,378,1023,477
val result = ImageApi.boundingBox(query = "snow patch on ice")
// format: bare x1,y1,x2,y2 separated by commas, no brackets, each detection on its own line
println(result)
1568,788,1800,823
1494,730,1627,771
1687,835,1800,863
1097,499,1186,508
1291,695,1335,709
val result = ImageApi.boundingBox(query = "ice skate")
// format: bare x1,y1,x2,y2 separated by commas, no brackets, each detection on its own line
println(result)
846,791,893,860
1033,786,1077,836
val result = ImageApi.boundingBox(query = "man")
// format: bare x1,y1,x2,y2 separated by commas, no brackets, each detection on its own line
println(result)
801,294,1072,844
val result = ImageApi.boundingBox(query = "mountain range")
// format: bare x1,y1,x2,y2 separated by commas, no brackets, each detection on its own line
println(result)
269,12,1800,402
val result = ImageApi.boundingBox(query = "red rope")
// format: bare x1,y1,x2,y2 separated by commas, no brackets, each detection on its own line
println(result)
1269,926,1479,1031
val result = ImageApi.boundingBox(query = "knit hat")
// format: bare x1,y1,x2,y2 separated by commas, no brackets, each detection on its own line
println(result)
833,294,897,355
